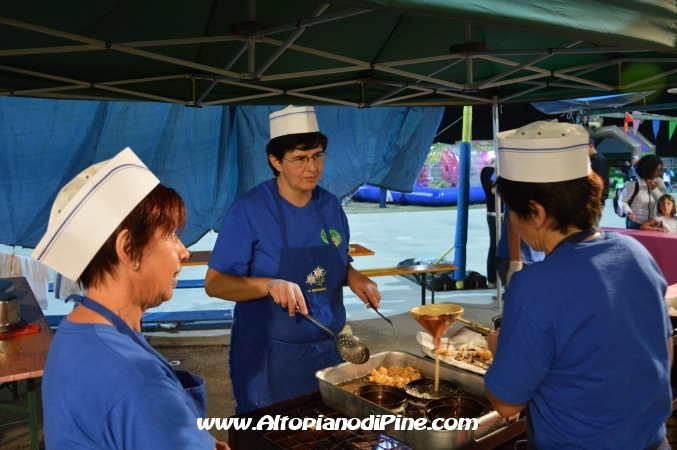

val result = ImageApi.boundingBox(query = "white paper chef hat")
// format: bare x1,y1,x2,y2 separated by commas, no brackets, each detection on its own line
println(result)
497,121,590,182
269,105,320,139
31,148,160,281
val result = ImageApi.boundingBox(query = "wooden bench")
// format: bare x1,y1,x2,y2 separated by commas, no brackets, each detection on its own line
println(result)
181,248,456,305
182,243,376,267
0,277,54,450
358,263,458,305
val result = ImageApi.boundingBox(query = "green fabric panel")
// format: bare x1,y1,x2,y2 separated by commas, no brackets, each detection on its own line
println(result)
1,0,676,105
332,0,677,51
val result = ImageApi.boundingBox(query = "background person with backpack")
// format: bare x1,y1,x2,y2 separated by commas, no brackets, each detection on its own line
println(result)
616,154,666,229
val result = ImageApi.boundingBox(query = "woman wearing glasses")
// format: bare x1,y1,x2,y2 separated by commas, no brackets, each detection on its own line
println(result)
205,106,381,413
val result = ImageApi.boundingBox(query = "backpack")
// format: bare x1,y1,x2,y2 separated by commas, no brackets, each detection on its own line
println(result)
464,271,488,289
614,181,639,218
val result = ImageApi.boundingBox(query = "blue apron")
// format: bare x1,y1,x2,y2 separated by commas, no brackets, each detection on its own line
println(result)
230,182,347,414
67,295,208,418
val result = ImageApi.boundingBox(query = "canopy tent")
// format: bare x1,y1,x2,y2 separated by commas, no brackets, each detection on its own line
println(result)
1,1,676,107
2,0,676,298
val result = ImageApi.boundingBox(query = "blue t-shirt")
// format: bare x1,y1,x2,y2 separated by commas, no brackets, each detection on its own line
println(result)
485,232,671,450
209,179,352,278
495,207,544,264
42,319,214,450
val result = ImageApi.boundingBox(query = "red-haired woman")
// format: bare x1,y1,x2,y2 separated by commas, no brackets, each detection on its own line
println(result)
34,149,227,450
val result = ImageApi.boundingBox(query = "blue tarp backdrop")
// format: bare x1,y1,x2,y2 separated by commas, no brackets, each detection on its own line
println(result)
0,98,443,247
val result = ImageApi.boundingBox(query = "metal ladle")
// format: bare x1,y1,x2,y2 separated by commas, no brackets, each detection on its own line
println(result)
455,317,494,335
366,299,397,339
298,310,370,364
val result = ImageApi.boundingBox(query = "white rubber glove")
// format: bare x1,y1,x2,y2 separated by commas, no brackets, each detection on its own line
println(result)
506,260,523,287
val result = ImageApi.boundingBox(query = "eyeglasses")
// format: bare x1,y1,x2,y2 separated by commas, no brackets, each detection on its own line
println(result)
283,152,328,167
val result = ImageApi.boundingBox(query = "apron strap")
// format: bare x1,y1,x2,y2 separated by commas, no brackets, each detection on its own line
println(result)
268,179,340,259
67,294,176,375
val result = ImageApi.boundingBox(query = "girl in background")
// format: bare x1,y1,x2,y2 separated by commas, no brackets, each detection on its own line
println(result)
641,194,677,233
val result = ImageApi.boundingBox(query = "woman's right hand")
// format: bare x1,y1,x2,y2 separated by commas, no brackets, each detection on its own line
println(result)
627,211,637,221
267,279,308,316
486,330,499,355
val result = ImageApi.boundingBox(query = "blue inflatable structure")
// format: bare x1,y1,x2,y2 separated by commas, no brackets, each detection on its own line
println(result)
351,185,486,207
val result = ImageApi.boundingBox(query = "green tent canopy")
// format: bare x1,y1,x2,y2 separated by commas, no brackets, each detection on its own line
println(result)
1,0,676,107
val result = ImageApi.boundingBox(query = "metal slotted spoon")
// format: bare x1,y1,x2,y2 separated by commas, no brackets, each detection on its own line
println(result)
298,310,370,364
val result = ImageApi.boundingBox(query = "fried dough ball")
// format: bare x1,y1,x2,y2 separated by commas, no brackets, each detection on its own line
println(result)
369,366,421,388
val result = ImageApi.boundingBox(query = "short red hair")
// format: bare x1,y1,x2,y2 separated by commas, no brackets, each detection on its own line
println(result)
79,184,186,289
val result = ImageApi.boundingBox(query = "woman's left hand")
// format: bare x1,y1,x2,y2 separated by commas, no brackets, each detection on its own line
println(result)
346,265,381,308
647,179,658,190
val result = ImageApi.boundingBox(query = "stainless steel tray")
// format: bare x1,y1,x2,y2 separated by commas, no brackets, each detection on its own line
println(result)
316,350,512,450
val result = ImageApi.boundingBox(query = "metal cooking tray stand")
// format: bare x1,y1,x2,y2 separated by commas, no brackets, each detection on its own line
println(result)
316,350,523,450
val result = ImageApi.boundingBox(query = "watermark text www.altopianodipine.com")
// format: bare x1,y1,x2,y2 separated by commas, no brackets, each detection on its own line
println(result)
197,414,479,432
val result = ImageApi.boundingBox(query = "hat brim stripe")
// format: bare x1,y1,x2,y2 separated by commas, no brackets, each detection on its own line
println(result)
269,111,315,122
498,143,588,153
36,163,151,261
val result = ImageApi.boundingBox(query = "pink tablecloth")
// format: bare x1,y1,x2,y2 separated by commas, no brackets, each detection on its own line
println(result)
601,227,677,285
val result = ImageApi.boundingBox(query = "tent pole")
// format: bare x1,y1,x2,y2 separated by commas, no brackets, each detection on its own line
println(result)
453,106,472,289
492,97,503,310
248,0,256,75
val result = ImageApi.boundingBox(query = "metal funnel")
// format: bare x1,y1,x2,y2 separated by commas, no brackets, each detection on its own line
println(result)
409,304,464,349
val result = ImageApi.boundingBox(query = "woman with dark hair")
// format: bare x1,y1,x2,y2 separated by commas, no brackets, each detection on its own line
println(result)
205,106,381,413
484,122,671,450
34,149,227,449
619,154,666,229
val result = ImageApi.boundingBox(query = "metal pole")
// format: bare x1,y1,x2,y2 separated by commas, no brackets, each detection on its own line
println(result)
248,0,256,75
492,98,503,310
453,106,472,288
254,4,329,79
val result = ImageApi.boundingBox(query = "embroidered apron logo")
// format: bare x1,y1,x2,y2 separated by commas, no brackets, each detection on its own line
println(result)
320,229,342,247
306,266,327,292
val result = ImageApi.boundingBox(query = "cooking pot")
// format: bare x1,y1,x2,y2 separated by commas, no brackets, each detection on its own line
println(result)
426,396,485,423
404,377,458,407
0,291,21,332
353,385,408,413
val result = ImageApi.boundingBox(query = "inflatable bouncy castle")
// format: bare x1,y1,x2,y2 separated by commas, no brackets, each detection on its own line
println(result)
352,141,495,206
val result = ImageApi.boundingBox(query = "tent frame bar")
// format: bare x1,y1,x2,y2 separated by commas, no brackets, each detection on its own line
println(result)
368,59,464,106
288,79,359,93
261,66,364,81
0,9,674,106
247,8,370,39
372,89,433,105
0,64,185,103
624,67,677,89
201,92,280,106
477,40,580,88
